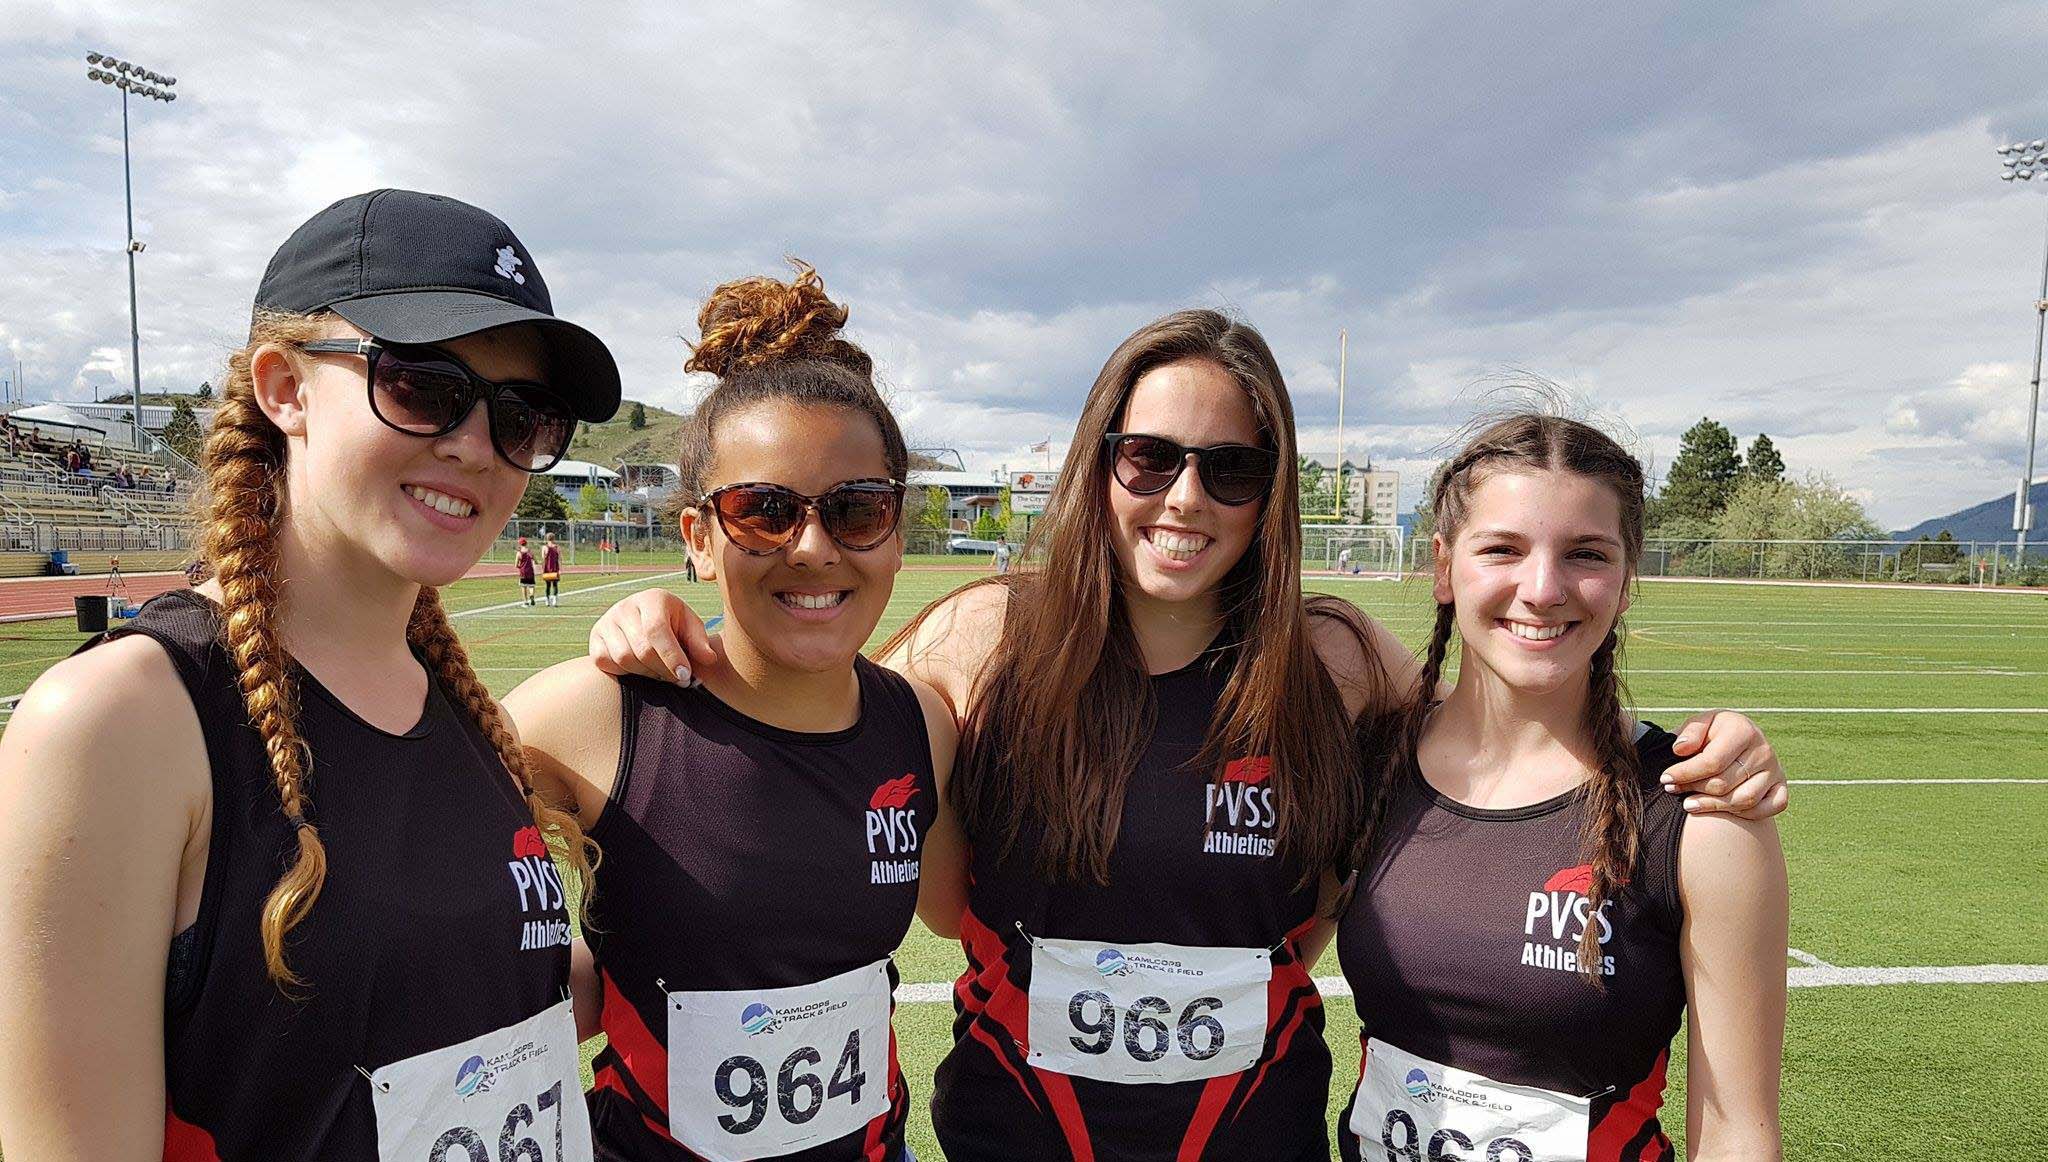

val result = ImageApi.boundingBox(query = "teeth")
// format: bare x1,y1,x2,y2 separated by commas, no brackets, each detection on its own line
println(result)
407,486,474,518
781,591,846,610
1148,529,1211,560
1506,621,1569,641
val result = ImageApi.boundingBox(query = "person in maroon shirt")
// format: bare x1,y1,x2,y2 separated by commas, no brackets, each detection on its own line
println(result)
1337,414,1787,1162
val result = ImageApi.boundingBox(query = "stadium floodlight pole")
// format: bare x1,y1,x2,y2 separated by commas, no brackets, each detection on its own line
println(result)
1334,329,1347,520
1997,139,2048,565
83,52,178,448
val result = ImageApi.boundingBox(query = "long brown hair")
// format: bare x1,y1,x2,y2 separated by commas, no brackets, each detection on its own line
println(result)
1364,413,1647,982
922,308,1383,886
676,260,905,499
200,311,597,989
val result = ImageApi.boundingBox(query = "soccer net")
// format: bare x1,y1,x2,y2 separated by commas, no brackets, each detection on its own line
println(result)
1304,524,1406,578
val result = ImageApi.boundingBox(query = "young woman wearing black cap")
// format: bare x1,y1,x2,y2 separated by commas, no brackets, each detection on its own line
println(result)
0,189,617,1160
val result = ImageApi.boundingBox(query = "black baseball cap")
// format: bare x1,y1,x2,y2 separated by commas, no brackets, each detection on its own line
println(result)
254,189,621,421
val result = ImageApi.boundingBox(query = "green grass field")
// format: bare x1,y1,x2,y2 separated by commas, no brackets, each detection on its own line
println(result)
2,569,2043,1157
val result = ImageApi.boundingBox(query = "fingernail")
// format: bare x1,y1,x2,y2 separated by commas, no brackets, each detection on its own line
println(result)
1661,780,1676,792
1682,799,1702,812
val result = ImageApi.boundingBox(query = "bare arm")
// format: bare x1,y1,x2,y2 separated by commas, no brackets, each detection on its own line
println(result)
502,657,627,832
0,639,210,1161
873,581,1008,720
586,586,721,685
910,677,968,939
1678,812,1788,1161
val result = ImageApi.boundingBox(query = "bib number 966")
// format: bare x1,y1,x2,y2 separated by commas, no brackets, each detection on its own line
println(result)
426,1081,568,1162
1380,1108,1533,1162
1066,991,1226,1063
712,1029,867,1136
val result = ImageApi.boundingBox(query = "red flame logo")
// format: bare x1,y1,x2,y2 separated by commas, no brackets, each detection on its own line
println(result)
1542,864,1628,893
870,773,920,810
512,826,549,860
1221,757,1272,785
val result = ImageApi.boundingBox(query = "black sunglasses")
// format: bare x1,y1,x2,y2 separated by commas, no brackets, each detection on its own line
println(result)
300,338,577,472
699,479,908,555
1102,433,1278,506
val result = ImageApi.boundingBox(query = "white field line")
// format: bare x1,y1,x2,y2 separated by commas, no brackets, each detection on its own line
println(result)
895,963,2048,1003
1629,669,2038,676
1787,948,1834,968
1636,706,2048,714
1789,778,2046,785
447,572,685,621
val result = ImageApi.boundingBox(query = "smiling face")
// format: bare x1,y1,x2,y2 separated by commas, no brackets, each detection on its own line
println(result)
1435,467,1632,697
271,319,541,588
682,399,903,676
1107,357,1267,610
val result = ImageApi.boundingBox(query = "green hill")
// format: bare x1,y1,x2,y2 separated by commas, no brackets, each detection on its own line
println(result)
567,401,687,466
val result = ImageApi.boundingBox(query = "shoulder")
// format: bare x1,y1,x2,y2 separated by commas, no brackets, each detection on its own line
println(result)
879,578,1010,714
1304,595,1409,719
502,656,624,741
1678,810,1785,909
1,634,210,816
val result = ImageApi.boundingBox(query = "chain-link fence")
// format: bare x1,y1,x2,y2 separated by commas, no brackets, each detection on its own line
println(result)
484,518,684,565
1394,535,2048,587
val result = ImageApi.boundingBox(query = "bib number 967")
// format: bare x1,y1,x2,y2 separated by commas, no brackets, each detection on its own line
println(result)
713,1029,867,1135
1381,1108,1533,1162
1066,991,1226,1063
426,1081,567,1162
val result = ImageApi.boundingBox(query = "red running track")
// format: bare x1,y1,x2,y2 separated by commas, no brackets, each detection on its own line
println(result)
0,562,684,623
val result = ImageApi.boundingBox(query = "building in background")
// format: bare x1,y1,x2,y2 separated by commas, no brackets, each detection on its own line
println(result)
1345,464,1401,526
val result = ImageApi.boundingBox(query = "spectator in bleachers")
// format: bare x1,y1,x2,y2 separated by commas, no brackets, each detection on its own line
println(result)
63,447,80,474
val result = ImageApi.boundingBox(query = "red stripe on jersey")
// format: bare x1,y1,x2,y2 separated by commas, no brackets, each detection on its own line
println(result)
955,907,1045,1108
1587,1046,1671,1161
861,1021,905,1161
1176,1074,1237,1162
599,966,673,1121
164,1105,221,1162
1030,1066,1098,1162
1237,915,1322,1108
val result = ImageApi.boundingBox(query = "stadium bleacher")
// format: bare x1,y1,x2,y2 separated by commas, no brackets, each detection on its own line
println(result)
0,416,196,572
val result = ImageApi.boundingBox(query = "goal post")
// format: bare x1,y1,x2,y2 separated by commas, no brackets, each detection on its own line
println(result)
1303,524,1406,578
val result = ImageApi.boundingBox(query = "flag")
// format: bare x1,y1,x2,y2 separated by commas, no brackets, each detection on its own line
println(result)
1029,439,1050,453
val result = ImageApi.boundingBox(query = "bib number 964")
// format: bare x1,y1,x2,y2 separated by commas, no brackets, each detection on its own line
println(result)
426,1081,568,1162
1380,1108,1533,1162
712,1029,867,1135
1066,991,1227,1063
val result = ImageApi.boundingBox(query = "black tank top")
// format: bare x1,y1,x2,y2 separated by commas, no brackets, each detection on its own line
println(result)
95,589,574,1161
585,657,936,1161
1335,725,1690,1162
930,637,1331,1162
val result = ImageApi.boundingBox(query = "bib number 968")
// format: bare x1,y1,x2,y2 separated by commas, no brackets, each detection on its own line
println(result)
713,1029,867,1135
1381,1108,1533,1162
1066,991,1226,1063
426,1081,567,1162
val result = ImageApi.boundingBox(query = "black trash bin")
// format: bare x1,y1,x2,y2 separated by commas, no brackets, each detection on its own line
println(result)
74,595,110,634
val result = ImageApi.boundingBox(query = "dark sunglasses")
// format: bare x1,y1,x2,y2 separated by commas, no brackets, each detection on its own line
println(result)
699,478,907,555
1102,433,1278,506
300,338,577,472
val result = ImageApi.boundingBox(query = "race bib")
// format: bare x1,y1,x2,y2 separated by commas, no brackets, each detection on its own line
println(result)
368,997,592,1162
1026,936,1271,1084
666,959,893,1162
1350,1038,1590,1162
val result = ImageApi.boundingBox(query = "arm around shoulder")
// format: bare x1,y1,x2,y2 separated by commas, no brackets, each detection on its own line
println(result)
0,637,210,1159
876,579,1008,722
1678,811,1788,1161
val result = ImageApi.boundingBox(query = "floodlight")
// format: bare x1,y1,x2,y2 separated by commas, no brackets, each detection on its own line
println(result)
87,52,103,64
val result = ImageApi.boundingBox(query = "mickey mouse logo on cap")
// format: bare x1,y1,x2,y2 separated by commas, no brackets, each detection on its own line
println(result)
493,246,525,285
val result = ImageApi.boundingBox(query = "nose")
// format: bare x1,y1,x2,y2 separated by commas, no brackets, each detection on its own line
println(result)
432,397,498,471
1517,549,1568,609
1162,452,1210,513
783,501,842,568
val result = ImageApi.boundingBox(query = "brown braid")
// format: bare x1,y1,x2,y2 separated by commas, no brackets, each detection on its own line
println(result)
200,311,333,988
406,588,598,921
1573,625,1643,984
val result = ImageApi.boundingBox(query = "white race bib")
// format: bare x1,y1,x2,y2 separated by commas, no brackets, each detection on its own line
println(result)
665,959,893,1162
368,997,592,1162
1026,936,1272,1084
1349,1038,1590,1162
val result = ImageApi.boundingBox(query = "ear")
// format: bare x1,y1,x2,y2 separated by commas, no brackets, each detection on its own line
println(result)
681,505,717,581
248,344,311,437
1431,533,1452,605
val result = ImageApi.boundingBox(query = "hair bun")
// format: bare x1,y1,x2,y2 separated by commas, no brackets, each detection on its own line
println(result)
685,259,872,379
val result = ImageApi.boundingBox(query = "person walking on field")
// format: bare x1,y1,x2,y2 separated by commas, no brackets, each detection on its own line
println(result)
992,533,1012,574
542,531,562,605
0,188,615,1160
516,535,538,606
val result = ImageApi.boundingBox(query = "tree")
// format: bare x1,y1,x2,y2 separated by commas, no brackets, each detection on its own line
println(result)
195,381,213,400
162,397,203,460
516,476,568,521
577,483,611,519
973,509,1005,539
1298,457,1338,519
1657,418,1742,521
911,486,952,532
1742,433,1784,483
628,401,647,430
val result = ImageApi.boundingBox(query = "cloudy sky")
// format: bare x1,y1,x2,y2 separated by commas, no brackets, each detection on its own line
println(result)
3,1,2046,527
